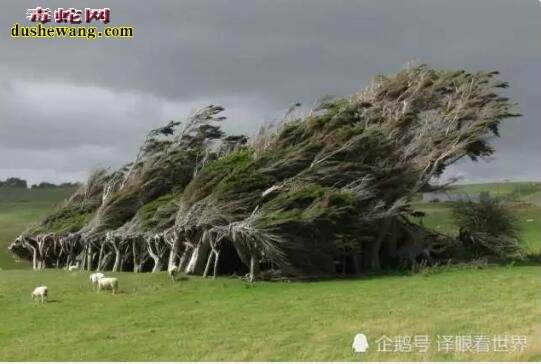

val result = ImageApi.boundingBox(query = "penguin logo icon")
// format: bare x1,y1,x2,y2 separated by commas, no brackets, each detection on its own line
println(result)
352,333,369,353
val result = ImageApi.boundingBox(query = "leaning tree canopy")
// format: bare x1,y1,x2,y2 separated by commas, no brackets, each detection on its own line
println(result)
26,169,111,236
172,65,519,275
11,65,520,278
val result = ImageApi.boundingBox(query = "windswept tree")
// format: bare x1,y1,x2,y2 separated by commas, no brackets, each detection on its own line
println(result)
85,105,237,236
9,65,521,279
170,65,520,277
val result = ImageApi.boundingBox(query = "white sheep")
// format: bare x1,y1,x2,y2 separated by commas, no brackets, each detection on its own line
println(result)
31,286,48,304
97,277,119,294
89,272,105,289
68,263,80,271
168,265,178,281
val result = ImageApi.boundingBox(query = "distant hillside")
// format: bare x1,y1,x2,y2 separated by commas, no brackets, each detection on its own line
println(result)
414,181,541,255
0,186,77,269
447,181,541,199
0,186,78,203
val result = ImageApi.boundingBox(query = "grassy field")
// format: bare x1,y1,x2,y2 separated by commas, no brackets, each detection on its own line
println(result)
0,182,539,361
0,187,76,269
0,267,539,361
412,181,541,255
413,203,540,254
447,181,541,200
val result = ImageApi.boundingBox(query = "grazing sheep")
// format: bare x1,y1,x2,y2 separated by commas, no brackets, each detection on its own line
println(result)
31,286,48,303
168,265,178,281
68,263,80,271
97,277,118,294
89,272,105,289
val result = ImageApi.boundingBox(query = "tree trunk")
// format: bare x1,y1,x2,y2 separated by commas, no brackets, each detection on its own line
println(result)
100,252,113,271
185,248,199,274
132,243,139,273
148,247,164,272
249,254,260,282
87,244,94,271
97,244,105,271
37,245,45,270
112,248,121,272
153,259,164,272
133,252,143,273
185,242,209,275
65,253,72,269
213,250,220,279
80,251,87,271
203,250,214,278
178,247,191,271
32,248,38,270
148,241,165,273
167,238,179,272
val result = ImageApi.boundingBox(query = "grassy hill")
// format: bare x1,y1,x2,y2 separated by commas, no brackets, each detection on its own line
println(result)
413,181,541,255
0,187,77,269
0,267,539,361
447,181,541,199
413,203,540,255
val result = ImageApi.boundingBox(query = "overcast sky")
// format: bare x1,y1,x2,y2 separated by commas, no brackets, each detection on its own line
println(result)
0,0,539,185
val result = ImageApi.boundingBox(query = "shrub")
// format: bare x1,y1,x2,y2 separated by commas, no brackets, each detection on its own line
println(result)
452,200,522,259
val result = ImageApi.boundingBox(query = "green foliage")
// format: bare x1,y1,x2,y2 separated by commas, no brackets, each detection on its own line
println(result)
136,192,181,232
452,200,520,239
182,149,255,205
261,183,360,230
46,211,93,234
139,194,175,223
452,200,523,259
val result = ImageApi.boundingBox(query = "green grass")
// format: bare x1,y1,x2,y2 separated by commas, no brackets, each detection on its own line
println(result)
515,207,541,254
413,202,541,255
413,181,541,255
447,181,541,199
0,187,76,269
0,268,539,361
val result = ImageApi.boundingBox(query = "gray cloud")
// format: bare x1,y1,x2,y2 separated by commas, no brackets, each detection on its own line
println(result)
0,0,539,184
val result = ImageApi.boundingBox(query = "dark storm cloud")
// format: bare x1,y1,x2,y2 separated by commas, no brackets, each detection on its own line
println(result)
0,0,539,184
